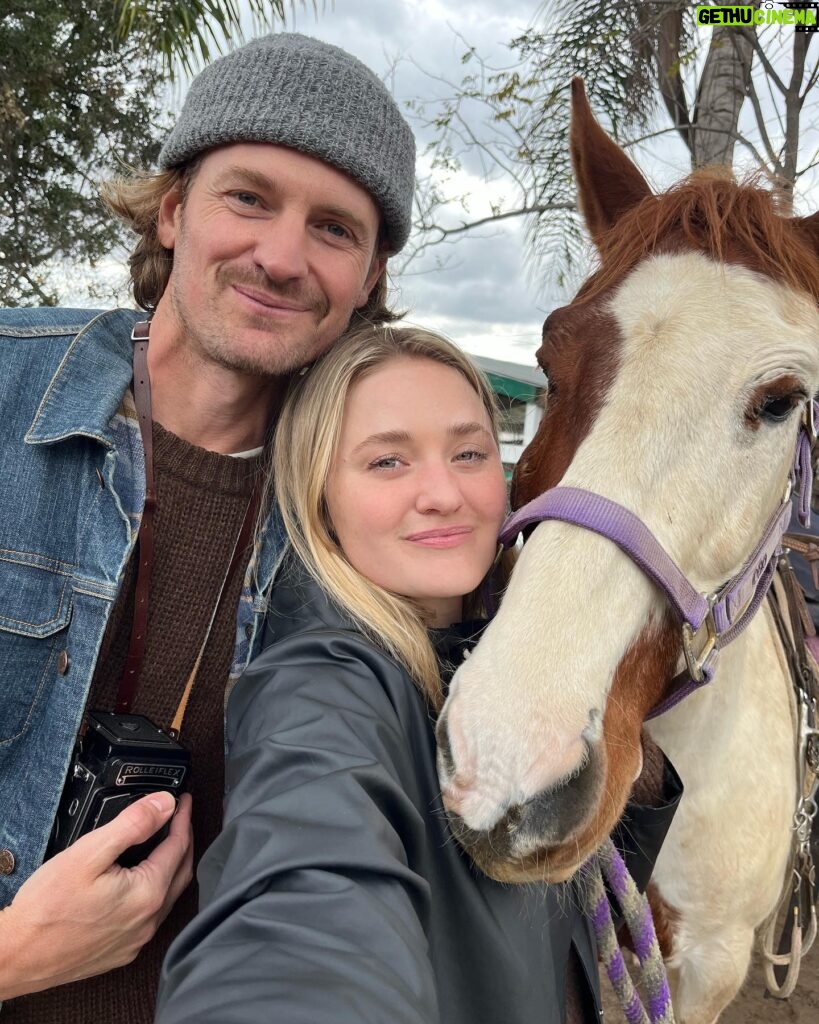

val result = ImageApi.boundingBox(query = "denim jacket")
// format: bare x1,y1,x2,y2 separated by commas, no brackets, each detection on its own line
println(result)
0,307,287,907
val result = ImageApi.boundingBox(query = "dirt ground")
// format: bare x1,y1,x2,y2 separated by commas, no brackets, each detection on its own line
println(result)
600,938,819,1022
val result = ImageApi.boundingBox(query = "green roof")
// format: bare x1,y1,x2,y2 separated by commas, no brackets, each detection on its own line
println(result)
471,355,544,404
485,371,539,403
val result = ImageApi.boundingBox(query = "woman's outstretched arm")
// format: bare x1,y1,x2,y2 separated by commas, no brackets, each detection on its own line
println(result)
155,631,440,1024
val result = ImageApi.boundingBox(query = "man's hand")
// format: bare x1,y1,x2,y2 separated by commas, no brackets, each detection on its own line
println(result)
0,790,193,1000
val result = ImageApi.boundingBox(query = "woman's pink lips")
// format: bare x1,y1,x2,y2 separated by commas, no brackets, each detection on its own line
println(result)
405,526,473,548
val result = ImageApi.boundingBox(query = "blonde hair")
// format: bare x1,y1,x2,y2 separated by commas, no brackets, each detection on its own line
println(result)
100,163,398,321
272,323,504,709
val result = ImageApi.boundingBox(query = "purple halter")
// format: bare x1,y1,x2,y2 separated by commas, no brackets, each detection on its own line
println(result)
498,402,818,719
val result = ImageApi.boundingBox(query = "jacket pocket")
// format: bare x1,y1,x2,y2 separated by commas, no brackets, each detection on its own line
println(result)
0,559,73,743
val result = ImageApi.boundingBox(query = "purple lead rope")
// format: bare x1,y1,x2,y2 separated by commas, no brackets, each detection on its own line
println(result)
582,840,676,1024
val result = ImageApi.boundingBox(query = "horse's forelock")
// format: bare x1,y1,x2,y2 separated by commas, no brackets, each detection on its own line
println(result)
585,175,819,307
797,209,819,265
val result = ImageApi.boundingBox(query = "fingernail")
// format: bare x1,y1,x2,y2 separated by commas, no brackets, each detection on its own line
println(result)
148,792,174,813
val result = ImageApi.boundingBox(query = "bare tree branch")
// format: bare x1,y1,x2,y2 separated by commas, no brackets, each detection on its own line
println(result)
744,78,781,168
744,28,788,94
407,1,817,280
417,202,575,244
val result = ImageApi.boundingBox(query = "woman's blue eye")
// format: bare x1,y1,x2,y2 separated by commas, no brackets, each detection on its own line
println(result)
234,192,258,206
325,223,351,239
369,456,401,470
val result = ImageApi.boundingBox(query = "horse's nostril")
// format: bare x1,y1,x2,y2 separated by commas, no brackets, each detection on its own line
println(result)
505,804,523,834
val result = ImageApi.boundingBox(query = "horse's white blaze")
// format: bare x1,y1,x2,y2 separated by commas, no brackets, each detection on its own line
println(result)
440,252,819,833
441,515,663,830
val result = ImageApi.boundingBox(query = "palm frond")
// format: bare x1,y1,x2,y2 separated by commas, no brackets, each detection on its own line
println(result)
113,1,316,79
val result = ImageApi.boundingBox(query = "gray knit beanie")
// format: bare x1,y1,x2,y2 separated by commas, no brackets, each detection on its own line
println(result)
159,33,415,252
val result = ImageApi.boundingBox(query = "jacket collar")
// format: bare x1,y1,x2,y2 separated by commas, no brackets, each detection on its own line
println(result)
429,619,486,680
25,308,143,447
264,555,354,642
254,503,290,601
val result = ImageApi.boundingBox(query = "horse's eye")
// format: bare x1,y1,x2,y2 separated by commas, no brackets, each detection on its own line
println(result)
758,394,801,423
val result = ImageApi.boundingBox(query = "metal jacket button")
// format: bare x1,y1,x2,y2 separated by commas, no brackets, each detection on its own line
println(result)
0,849,15,875
57,650,70,675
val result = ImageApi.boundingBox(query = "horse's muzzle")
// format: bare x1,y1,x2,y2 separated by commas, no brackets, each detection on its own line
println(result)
438,736,605,883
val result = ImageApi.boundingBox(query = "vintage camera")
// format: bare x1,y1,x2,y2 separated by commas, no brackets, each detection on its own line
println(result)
48,710,190,867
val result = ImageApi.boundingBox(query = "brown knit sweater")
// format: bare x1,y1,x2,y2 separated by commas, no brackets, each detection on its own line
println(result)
6,422,263,1024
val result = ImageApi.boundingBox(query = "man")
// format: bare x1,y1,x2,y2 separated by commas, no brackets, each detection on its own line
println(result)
0,32,415,1022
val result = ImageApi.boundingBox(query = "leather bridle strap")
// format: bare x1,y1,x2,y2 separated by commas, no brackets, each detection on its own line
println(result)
115,320,260,737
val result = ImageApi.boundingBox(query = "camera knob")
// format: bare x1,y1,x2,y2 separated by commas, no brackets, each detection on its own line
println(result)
72,764,91,782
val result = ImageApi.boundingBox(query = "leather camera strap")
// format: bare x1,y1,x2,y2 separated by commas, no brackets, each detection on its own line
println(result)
116,320,154,713
115,320,261,738
169,485,259,738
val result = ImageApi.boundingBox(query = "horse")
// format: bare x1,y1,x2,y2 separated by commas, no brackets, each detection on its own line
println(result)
435,80,819,1024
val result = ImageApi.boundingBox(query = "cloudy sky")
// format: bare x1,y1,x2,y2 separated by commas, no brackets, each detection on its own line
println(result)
64,0,817,371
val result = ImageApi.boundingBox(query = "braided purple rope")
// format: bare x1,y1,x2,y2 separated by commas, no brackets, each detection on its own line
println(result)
581,839,675,1024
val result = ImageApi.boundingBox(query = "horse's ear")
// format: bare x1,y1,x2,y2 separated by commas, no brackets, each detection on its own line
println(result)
570,78,652,248
796,210,819,261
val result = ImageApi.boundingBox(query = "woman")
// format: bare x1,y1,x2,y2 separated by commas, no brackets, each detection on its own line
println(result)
156,325,680,1024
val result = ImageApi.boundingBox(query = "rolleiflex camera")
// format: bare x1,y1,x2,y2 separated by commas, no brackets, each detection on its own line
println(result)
48,711,190,868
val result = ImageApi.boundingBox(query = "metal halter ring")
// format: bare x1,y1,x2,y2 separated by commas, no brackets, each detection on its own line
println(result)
681,604,717,684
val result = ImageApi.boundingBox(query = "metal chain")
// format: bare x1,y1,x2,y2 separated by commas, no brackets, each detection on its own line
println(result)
761,687,819,997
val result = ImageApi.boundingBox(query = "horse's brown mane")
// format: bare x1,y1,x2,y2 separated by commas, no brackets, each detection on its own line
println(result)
579,172,819,305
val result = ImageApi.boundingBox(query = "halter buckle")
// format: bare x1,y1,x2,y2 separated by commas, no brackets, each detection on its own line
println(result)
681,603,717,684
